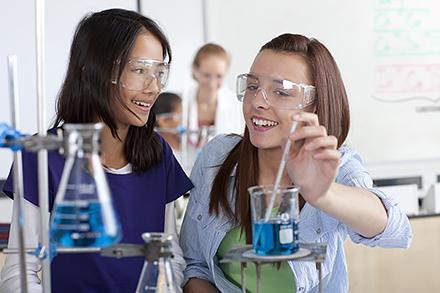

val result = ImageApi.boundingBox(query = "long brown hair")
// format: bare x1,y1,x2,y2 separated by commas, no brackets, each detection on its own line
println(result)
209,34,350,243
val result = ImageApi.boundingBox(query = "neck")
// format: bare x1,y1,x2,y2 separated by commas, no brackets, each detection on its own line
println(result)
257,147,291,187
197,87,218,103
100,124,129,169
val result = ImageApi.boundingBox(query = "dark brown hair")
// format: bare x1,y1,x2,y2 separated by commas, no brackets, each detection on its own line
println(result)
153,92,182,116
209,34,350,243
54,9,172,172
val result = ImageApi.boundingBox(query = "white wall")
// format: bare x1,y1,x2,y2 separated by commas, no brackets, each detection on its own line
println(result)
205,0,440,165
0,0,137,179
140,0,206,93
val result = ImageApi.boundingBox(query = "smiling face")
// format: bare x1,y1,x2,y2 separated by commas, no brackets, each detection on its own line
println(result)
193,55,228,92
243,50,314,150
112,31,164,128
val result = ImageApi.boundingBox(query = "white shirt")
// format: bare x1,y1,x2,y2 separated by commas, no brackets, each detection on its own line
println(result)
181,83,245,145
0,164,185,293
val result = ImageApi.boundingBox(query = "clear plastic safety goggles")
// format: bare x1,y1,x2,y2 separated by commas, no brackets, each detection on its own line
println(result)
236,73,316,110
113,59,169,91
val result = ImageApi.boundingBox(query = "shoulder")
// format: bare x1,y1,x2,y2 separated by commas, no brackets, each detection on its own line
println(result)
218,87,239,109
218,86,235,97
153,132,178,167
189,134,241,204
198,134,241,167
154,131,167,148
181,83,198,100
338,144,365,171
153,132,172,156
336,144,373,188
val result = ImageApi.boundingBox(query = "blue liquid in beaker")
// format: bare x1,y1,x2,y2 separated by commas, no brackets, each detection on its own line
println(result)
50,200,121,248
252,219,299,255
138,261,160,292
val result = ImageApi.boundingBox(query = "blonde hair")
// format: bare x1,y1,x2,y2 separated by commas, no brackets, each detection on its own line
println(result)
192,43,230,68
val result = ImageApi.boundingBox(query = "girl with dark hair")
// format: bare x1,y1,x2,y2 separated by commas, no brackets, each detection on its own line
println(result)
154,92,183,151
180,34,412,293
1,8,192,293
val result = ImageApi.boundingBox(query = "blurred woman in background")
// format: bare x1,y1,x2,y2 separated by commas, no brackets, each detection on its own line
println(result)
182,43,244,148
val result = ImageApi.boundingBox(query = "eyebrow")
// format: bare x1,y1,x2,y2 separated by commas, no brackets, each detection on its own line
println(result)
272,78,284,85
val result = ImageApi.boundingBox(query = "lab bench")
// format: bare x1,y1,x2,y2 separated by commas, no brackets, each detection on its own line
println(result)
345,214,440,293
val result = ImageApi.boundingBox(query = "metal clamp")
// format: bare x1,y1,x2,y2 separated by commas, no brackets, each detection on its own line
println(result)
0,123,62,152
220,243,327,293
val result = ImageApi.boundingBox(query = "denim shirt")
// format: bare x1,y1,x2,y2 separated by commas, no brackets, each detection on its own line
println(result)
180,135,413,293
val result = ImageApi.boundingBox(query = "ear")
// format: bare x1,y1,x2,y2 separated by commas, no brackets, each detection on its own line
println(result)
192,65,198,80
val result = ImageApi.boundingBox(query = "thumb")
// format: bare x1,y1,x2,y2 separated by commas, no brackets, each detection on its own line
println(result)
287,132,305,156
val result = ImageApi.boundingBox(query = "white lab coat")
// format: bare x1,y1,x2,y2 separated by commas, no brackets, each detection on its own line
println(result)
181,83,245,145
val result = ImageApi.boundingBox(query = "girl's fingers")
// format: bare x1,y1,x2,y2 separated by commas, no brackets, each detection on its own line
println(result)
313,149,341,161
290,125,327,141
292,112,319,127
283,137,303,156
304,136,338,152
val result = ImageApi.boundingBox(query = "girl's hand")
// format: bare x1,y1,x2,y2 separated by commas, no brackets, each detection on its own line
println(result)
285,112,340,207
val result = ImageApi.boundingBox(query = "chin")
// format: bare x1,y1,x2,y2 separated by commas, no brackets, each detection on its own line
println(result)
249,135,275,150
132,122,148,128
129,118,149,128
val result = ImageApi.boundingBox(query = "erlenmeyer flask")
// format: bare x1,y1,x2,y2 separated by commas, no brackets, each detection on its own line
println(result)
50,123,121,248
136,233,177,293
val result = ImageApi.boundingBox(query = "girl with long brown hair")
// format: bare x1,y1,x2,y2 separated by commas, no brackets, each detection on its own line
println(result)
180,34,412,293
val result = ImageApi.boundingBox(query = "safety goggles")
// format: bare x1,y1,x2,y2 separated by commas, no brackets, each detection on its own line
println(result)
113,59,169,91
236,73,316,110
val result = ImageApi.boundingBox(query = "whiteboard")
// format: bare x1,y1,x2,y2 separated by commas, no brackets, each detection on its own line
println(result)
205,0,440,164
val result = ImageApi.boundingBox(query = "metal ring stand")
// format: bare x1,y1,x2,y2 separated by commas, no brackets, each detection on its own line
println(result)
220,243,327,293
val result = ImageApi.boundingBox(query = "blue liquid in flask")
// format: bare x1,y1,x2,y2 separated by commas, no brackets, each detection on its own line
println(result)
252,219,299,255
50,200,121,247
138,261,160,292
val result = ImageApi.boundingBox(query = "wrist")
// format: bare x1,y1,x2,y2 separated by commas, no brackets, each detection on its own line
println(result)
306,183,337,210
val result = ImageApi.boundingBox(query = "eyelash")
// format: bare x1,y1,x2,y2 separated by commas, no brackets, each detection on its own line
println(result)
274,90,289,96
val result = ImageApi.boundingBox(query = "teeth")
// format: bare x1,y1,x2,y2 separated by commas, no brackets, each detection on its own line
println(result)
132,100,151,107
252,117,278,127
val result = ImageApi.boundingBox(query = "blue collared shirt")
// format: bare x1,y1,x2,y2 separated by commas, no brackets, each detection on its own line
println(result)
180,135,412,293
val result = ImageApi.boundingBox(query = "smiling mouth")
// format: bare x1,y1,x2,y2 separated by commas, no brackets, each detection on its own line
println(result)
252,116,279,128
131,99,152,111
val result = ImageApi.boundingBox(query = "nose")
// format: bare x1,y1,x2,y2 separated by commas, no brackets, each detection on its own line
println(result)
252,88,270,110
143,75,160,94
208,78,217,88
205,75,221,90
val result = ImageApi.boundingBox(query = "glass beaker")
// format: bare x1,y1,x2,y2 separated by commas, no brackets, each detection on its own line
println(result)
136,233,177,293
248,185,300,256
50,123,121,248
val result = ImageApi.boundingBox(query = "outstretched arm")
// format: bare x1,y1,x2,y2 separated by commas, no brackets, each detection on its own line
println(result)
286,112,387,238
